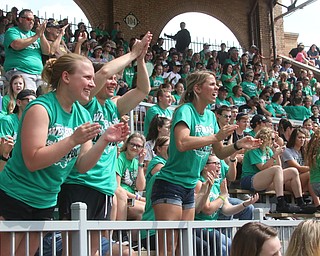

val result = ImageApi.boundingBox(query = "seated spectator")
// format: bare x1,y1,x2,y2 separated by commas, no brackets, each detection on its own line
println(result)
267,92,287,118
0,89,36,171
281,128,319,211
166,61,182,86
101,41,115,62
141,136,170,251
116,133,146,223
195,154,259,256
241,127,306,213
143,89,173,137
241,70,258,99
281,89,291,106
1,74,25,115
215,86,231,108
221,63,241,96
88,45,108,64
284,97,309,121
286,220,320,256
296,45,315,66
307,44,320,67
45,20,70,58
229,85,246,108
171,81,184,105
144,115,170,166
149,64,164,95
278,118,293,143
310,105,320,124
301,77,313,97
4,9,50,91
238,96,259,116
231,222,281,256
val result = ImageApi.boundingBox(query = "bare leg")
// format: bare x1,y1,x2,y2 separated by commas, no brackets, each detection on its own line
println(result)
252,165,284,196
283,167,302,197
115,187,128,221
153,203,182,256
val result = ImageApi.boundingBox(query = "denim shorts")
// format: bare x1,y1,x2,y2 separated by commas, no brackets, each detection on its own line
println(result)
240,175,255,191
311,183,320,197
151,179,195,210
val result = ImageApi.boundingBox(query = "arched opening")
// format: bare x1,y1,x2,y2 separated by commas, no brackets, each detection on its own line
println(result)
160,12,241,53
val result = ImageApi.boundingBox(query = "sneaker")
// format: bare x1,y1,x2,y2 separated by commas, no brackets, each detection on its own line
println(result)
121,235,129,246
276,203,301,213
299,203,317,214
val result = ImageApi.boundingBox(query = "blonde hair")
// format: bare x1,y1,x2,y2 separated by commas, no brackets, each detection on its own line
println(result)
181,70,215,104
285,220,320,256
255,127,273,150
304,129,320,168
42,53,92,90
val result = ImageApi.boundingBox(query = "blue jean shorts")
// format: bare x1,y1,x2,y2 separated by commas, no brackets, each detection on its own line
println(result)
240,175,255,191
151,179,195,210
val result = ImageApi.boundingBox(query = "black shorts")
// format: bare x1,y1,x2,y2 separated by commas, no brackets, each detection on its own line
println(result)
58,184,113,220
0,189,54,220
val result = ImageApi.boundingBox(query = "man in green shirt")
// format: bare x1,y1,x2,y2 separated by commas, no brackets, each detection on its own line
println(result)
4,9,50,91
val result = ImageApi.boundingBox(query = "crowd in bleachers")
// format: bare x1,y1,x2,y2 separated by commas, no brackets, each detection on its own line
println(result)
1,6,320,256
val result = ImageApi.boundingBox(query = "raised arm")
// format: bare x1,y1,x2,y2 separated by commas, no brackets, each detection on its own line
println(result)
48,24,69,56
92,32,152,101
115,33,152,115
38,21,50,55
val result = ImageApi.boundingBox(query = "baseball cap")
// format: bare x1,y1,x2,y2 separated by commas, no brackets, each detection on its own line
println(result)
47,20,62,28
236,112,249,121
93,45,103,51
174,61,182,66
218,86,228,92
203,43,211,47
250,114,267,127
13,89,37,113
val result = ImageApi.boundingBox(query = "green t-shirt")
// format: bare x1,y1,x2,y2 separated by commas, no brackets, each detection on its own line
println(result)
195,160,228,221
241,81,258,98
270,102,287,117
116,151,139,194
145,155,166,185
310,154,320,183
156,103,219,189
215,97,231,108
149,75,164,96
123,67,135,89
266,104,276,117
241,147,273,178
144,104,173,137
0,92,91,208
230,95,246,107
172,93,181,105
0,113,19,143
283,105,309,121
1,94,11,115
64,97,120,196
221,74,238,96
4,26,43,74
302,86,313,97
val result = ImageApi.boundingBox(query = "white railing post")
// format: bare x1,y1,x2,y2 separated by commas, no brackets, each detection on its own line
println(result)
182,222,193,255
71,202,88,256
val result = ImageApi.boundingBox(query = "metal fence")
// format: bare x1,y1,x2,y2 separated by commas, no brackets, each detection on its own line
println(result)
0,202,302,256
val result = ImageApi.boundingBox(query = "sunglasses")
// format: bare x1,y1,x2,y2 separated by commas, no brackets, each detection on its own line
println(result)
222,115,232,118
21,16,35,22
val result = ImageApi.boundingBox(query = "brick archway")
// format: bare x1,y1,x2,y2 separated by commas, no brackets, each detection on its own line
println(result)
74,0,284,60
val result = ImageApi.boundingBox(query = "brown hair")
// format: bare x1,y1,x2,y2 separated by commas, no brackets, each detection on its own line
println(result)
304,129,320,169
6,74,25,114
153,136,169,155
120,133,146,152
42,53,91,90
231,222,278,256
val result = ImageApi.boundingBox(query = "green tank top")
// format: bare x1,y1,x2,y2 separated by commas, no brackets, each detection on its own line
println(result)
0,92,91,208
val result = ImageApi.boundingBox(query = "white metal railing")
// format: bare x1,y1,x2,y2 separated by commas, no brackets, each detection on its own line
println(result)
0,202,302,256
129,102,304,135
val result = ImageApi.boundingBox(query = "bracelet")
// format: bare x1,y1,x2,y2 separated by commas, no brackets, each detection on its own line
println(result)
138,163,144,167
1,155,9,162
233,142,243,151
230,158,237,162
242,202,247,207
218,195,225,202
